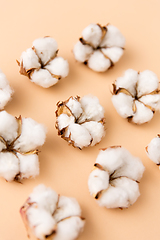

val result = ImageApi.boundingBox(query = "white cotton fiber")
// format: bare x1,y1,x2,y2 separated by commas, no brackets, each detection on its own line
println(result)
0,152,19,182
88,168,109,196
67,123,92,149
20,48,41,71
95,147,124,173
0,111,18,142
73,41,93,62
45,57,69,78
131,100,153,124
79,95,104,122
73,23,125,72
14,118,46,152
57,114,75,131
100,24,126,48
66,97,83,119
112,93,134,118
20,184,85,240
17,152,39,179
0,70,13,109
54,216,85,240
101,47,124,63
33,37,58,65
146,136,160,164
82,121,105,146
137,70,159,98
140,94,160,111
27,207,57,240
82,23,102,48
97,177,140,208
31,69,58,88
29,184,58,214
114,69,138,96
88,146,144,208
88,50,111,72
54,196,81,222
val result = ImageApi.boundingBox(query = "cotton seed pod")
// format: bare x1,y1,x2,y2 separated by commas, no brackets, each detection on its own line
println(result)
17,37,69,88
20,184,85,240
111,69,160,124
145,135,160,167
88,146,145,208
73,23,125,72
55,95,105,149
0,69,13,109
0,110,46,182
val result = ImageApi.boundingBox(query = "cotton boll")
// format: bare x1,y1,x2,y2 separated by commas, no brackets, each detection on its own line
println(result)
31,69,58,88
54,216,85,240
88,168,109,196
79,95,104,122
17,152,39,179
20,48,41,71
140,94,160,111
73,23,125,72
114,69,138,96
100,24,125,48
0,111,18,143
73,41,93,62
89,146,144,208
146,136,160,164
102,47,124,63
14,118,46,152
82,121,105,146
66,123,92,149
18,37,69,88
131,100,153,124
66,97,83,119
29,184,58,214
45,57,69,78
95,147,124,173
56,94,105,148
137,70,159,98
88,50,111,72
0,152,19,182
82,23,102,48
33,37,58,66
20,185,85,240
27,207,57,240
112,93,134,118
54,196,81,222
57,114,75,131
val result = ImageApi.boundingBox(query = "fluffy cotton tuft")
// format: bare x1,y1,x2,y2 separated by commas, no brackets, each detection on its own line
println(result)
73,23,125,72
0,111,46,182
88,146,145,208
18,37,69,88
146,135,160,166
14,117,47,152
0,70,13,109
112,69,160,124
20,184,85,240
55,95,105,149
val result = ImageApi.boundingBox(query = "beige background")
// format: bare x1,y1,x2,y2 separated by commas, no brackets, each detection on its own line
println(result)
0,0,160,239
